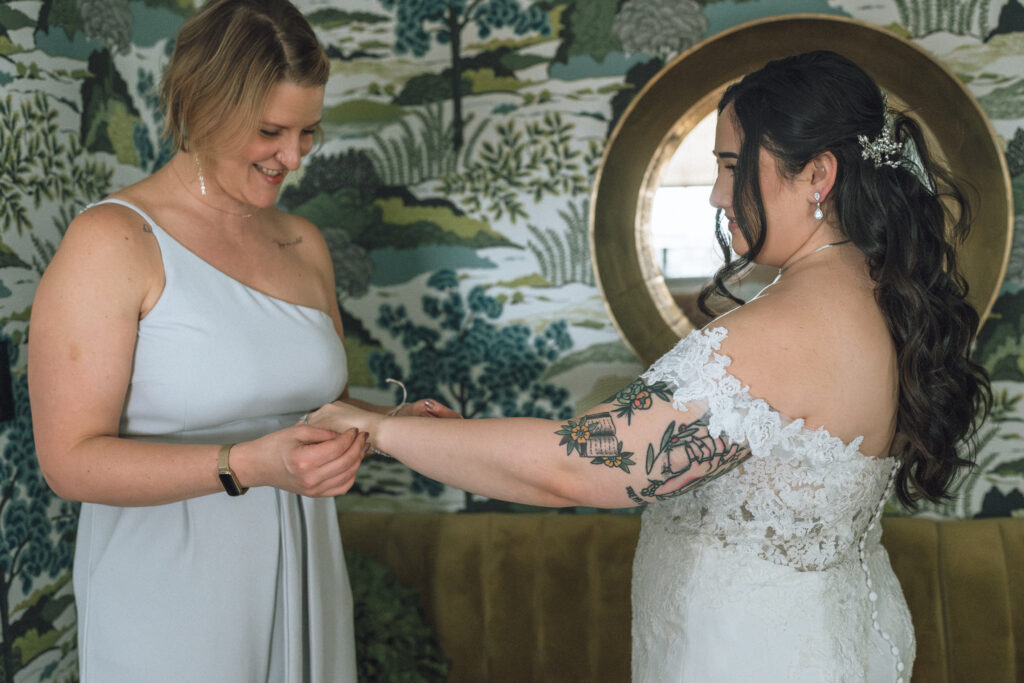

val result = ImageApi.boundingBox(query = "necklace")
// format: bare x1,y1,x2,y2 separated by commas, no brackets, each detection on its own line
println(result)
778,239,851,274
170,154,256,219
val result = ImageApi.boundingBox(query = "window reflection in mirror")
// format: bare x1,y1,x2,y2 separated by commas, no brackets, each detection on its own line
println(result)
648,110,776,328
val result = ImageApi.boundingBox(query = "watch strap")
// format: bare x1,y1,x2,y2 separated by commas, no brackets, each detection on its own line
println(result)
217,443,249,496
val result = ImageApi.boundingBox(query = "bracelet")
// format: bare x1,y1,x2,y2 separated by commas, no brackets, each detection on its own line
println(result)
385,378,408,417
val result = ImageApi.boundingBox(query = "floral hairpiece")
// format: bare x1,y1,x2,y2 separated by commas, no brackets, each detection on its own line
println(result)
857,109,902,169
857,95,936,193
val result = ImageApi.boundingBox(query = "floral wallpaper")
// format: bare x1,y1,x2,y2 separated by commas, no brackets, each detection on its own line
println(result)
0,0,1021,679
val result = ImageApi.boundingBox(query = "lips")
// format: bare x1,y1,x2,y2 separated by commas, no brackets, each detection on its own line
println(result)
255,164,285,186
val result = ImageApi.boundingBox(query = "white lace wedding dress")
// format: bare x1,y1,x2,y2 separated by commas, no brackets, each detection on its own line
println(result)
631,327,913,682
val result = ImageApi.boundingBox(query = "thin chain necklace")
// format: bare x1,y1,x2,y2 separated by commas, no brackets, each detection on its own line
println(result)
778,239,851,274
170,154,256,219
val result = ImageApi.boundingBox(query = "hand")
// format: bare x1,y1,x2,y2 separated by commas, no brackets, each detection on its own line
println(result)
306,401,382,435
234,423,367,497
395,398,462,419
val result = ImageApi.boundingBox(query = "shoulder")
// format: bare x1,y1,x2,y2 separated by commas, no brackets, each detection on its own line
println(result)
57,199,161,269
38,197,164,311
710,271,889,416
275,210,333,272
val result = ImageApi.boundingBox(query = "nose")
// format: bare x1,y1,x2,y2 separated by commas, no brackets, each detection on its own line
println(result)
709,173,729,211
276,136,303,170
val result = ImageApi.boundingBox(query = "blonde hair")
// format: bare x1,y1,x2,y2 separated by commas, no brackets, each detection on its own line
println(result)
160,0,329,155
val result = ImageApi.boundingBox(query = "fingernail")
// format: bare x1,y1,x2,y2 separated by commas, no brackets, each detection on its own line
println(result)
424,400,435,408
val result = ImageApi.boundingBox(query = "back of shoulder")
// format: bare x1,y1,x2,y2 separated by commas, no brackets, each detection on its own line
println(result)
710,282,894,424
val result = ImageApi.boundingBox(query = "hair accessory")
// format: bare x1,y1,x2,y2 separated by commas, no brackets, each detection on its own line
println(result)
857,110,902,169
813,192,823,220
193,153,208,196
857,96,936,193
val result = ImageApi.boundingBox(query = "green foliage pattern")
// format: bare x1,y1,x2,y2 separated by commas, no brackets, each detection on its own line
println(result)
0,93,112,236
894,0,991,37
439,112,602,222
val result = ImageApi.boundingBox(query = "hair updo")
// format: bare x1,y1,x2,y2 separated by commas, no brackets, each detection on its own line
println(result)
698,50,991,506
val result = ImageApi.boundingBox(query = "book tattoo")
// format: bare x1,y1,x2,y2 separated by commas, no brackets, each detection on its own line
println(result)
556,380,751,504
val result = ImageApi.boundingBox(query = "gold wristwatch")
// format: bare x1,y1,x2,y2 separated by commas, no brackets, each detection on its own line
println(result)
217,443,249,496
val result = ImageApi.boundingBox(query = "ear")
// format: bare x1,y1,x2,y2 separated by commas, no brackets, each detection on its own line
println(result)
807,151,837,202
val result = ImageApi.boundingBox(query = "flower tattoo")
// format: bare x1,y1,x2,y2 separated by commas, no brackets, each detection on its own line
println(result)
555,412,636,473
607,379,672,424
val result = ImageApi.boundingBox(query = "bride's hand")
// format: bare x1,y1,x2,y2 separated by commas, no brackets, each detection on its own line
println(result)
395,398,462,419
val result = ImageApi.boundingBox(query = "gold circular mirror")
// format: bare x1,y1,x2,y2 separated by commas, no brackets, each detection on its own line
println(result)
591,14,1014,365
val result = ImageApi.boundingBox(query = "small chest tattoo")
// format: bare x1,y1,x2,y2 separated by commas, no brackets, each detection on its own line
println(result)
274,236,303,249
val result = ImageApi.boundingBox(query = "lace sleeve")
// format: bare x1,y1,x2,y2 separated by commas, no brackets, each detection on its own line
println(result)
642,327,864,463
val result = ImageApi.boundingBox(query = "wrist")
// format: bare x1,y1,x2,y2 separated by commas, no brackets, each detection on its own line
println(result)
367,413,390,456
222,440,259,490
217,443,249,496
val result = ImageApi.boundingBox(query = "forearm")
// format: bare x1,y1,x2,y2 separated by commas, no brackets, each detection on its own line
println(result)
372,415,635,508
38,435,230,507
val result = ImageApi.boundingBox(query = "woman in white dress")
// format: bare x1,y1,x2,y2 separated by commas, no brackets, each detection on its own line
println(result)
307,51,990,681
28,1,455,681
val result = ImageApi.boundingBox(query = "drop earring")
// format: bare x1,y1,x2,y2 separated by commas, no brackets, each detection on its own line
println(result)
813,192,823,220
194,153,207,196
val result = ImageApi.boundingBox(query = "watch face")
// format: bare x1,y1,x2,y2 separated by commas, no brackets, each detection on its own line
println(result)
219,471,244,496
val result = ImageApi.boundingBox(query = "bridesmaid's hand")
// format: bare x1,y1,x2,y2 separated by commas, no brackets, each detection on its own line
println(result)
233,424,367,497
306,401,382,435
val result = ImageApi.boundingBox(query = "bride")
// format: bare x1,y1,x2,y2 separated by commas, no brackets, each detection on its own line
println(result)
310,51,990,682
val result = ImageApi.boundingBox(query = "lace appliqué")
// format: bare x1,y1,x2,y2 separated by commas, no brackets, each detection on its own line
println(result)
639,327,892,571
631,327,912,682
643,326,865,465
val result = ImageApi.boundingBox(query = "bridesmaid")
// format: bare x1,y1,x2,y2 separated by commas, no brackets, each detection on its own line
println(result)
28,1,456,681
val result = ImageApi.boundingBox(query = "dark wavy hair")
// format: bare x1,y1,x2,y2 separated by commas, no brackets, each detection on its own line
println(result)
697,50,991,506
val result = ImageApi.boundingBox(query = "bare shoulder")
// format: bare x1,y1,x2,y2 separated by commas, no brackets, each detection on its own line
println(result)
274,210,333,271
56,198,161,269
40,197,164,313
712,266,895,432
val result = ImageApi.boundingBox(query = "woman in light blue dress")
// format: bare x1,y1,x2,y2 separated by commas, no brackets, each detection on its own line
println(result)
27,1,455,681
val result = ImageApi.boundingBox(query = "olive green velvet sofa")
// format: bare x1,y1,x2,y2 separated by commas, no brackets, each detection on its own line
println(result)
338,513,1024,682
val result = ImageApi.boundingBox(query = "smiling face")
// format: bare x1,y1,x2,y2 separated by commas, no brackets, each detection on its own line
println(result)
710,104,815,267
200,80,324,210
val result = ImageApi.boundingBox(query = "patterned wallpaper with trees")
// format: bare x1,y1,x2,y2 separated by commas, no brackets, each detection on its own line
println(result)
1,0,1022,679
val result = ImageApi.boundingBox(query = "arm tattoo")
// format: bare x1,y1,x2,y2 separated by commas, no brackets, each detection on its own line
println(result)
605,379,672,424
555,412,637,472
555,409,751,504
630,414,749,502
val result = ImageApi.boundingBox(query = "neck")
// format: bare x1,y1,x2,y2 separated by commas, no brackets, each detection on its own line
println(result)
169,152,259,220
778,239,851,275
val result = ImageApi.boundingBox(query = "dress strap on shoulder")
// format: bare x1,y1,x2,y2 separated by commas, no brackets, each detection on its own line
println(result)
86,198,162,234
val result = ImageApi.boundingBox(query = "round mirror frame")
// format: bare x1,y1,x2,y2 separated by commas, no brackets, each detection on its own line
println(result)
590,14,1014,365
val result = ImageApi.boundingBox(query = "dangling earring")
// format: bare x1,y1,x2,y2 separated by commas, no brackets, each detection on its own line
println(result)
193,152,207,196
813,192,823,220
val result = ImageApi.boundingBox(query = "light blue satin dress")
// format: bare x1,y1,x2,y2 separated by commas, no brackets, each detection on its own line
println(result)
73,199,356,682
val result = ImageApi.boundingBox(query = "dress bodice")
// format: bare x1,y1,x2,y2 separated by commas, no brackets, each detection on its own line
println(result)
632,327,910,682
640,326,895,571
